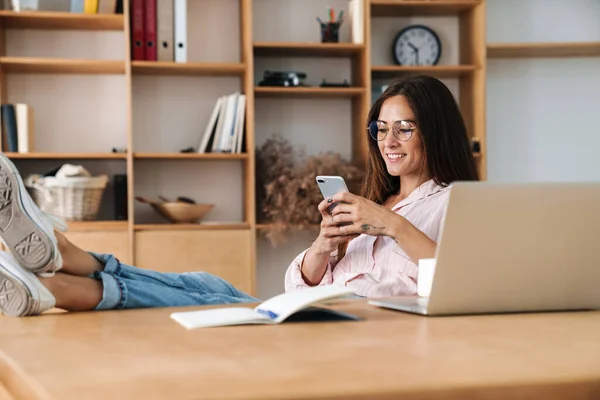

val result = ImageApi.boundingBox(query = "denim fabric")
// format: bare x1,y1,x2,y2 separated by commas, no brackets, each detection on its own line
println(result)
90,253,259,310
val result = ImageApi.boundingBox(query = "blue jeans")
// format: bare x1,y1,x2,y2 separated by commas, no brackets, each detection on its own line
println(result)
90,253,259,310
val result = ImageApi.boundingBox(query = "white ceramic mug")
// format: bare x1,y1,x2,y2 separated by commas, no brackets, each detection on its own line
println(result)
417,258,436,297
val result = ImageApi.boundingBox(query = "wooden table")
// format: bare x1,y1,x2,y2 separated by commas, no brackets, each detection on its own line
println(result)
1,300,599,400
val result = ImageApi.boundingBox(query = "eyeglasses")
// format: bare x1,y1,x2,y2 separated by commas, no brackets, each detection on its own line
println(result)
367,120,416,142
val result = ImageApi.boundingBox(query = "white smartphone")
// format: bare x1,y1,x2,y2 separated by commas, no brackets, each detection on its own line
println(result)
316,176,352,225
316,175,349,199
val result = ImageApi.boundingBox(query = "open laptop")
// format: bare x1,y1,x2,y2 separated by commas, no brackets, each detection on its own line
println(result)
368,182,600,316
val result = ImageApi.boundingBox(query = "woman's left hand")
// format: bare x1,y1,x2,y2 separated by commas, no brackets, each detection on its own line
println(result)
327,192,404,238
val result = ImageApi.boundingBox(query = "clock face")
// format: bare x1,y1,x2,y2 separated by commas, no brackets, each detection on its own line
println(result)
393,25,441,66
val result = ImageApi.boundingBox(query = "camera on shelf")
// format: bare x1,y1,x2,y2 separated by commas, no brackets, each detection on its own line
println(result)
258,70,307,87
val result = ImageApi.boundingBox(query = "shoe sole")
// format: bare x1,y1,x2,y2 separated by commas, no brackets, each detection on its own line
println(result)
0,155,53,273
0,266,31,316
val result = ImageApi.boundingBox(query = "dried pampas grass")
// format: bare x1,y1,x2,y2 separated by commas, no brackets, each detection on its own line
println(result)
256,134,364,245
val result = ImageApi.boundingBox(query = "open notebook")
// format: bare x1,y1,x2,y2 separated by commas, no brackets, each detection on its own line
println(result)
170,285,359,329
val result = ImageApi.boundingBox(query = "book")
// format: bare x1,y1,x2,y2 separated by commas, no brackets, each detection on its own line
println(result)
157,0,174,61
144,0,157,61
1,104,18,152
170,285,358,329
97,0,116,13
14,104,34,154
83,0,97,13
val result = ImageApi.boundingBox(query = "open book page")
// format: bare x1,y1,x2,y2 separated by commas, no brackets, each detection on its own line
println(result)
255,285,355,323
170,307,271,329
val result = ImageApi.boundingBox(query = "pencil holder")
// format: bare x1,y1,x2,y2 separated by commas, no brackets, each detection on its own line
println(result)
320,22,340,43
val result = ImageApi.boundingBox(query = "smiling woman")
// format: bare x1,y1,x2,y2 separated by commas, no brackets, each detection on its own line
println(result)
285,75,479,298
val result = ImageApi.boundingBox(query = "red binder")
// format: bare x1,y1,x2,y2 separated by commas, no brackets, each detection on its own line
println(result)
130,0,145,60
144,0,157,61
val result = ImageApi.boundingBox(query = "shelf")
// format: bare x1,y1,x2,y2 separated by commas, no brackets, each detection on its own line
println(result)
133,153,248,160
487,42,600,59
253,42,365,58
0,57,125,74
0,10,124,30
66,221,128,232
135,223,250,231
131,61,246,76
6,152,126,159
254,86,365,98
256,223,320,231
371,65,477,79
371,0,481,17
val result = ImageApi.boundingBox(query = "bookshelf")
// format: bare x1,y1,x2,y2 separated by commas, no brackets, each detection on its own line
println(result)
487,42,600,58
0,0,489,297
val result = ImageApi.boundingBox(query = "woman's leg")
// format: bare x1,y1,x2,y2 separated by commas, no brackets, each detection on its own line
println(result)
54,231,104,277
91,254,259,310
39,273,103,311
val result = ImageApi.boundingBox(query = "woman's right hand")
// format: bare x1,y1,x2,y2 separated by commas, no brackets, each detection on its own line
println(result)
300,198,360,286
312,197,360,255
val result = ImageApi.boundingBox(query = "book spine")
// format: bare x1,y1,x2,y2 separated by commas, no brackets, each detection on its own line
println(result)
174,0,186,63
156,0,174,62
130,0,145,60
97,0,116,13
70,0,84,12
84,0,98,14
144,0,157,61
1,104,18,153
15,104,34,154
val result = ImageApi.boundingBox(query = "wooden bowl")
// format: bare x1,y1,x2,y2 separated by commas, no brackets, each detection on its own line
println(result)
151,202,214,224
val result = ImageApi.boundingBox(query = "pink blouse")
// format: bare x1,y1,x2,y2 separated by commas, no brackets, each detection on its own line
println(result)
284,179,450,298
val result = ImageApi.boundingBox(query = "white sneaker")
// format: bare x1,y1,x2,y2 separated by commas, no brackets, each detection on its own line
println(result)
0,251,55,316
0,152,63,274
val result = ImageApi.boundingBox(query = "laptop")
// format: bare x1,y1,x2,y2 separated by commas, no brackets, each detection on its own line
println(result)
368,182,600,316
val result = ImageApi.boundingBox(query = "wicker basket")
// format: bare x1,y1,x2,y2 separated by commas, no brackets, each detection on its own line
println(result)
26,175,109,221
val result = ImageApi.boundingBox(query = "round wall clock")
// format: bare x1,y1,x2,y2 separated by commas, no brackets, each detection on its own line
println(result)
393,25,441,66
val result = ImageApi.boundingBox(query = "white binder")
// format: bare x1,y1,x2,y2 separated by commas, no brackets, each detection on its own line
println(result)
174,0,187,63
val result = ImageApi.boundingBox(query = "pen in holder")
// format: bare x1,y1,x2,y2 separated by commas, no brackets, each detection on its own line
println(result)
317,9,343,43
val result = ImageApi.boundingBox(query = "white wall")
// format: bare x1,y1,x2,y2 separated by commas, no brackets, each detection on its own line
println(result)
486,0,600,182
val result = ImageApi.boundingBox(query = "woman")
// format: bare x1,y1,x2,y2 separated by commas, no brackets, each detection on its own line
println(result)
285,75,479,297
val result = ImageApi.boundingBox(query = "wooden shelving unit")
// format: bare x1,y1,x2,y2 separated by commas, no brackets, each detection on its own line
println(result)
5,152,126,159
254,86,365,98
67,221,129,231
133,153,249,160
131,61,246,76
487,42,600,58
0,0,491,296
370,0,481,17
253,42,365,58
371,65,477,79
0,10,123,30
135,223,250,231
0,57,125,74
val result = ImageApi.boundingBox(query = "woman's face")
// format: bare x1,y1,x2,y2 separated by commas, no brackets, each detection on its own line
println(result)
376,95,427,178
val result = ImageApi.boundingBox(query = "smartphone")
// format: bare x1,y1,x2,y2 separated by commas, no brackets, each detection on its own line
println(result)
316,175,349,200
316,176,352,225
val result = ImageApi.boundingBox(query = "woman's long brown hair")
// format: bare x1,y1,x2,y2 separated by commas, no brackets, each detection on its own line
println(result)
337,75,479,260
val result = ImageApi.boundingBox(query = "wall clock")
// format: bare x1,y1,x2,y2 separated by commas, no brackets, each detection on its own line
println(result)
393,25,441,66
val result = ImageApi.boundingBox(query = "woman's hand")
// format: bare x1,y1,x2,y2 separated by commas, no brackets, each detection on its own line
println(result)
327,191,438,263
327,192,405,239
300,197,361,286
312,197,361,255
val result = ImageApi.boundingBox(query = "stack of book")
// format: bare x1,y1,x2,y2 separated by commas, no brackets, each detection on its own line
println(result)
130,0,186,62
0,104,34,153
197,93,246,154
4,0,122,13
70,0,122,14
